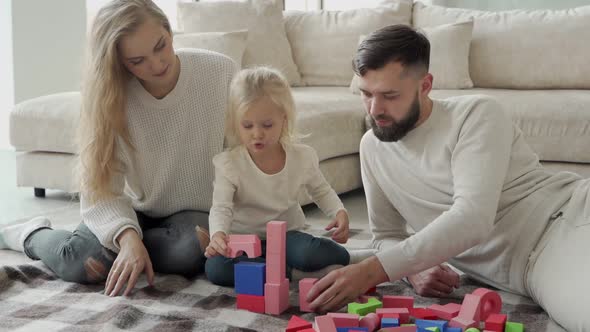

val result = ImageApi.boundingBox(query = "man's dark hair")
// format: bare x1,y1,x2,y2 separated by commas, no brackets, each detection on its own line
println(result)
353,25,430,77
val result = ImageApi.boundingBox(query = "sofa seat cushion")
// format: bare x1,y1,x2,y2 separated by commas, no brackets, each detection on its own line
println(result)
10,92,80,154
430,89,590,163
292,87,366,161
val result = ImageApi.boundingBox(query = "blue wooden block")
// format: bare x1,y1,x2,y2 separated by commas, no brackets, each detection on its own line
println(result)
445,328,462,332
336,328,369,332
234,262,265,296
381,317,399,328
415,319,448,331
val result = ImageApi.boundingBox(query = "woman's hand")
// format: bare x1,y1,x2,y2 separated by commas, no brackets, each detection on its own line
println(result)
204,231,229,258
325,209,350,244
407,264,460,297
105,228,154,297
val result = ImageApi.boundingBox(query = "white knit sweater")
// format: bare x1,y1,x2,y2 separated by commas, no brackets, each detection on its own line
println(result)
208,143,345,238
81,49,237,252
364,95,581,295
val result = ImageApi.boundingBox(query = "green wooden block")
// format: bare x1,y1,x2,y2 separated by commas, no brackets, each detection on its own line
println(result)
347,297,383,316
464,328,481,332
426,327,440,332
505,321,524,332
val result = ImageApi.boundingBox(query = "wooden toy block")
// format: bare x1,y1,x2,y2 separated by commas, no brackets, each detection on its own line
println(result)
365,286,377,294
358,312,380,332
381,318,400,328
266,221,287,255
484,313,506,332
376,308,410,324
423,328,440,332
265,278,290,315
504,321,524,332
464,328,482,332
266,251,287,284
348,297,383,316
410,308,438,320
471,288,502,321
382,313,400,320
449,293,481,329
299,278,318,312
236,293,265,313
287,315,313,332
327,313,360,327
234,262,265,296
228,234,262,258
336,328,368,332
444,328,462,332
378,326,417,332
428,303,461,320
382,295,414,309
414,319,447,331
298,329,317,332
315,315,337,332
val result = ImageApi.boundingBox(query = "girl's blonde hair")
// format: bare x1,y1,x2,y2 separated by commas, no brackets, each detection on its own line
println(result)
226,67,299,148
78,0,171,203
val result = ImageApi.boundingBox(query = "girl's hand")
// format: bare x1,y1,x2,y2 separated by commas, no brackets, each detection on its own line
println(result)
325,210,349,244
105,228,154,297
205,231,229,258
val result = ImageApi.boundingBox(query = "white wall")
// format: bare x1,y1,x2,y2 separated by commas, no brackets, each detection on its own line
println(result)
1,1,14,150
11,0,86,103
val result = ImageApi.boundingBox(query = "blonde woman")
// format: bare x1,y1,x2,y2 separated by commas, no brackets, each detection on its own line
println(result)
0,0,236,296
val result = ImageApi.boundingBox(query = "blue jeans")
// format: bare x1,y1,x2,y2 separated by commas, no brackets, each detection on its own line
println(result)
205,230,350,286
24,210,209,283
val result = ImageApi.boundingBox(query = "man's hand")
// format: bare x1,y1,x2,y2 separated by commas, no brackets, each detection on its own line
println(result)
106,228,154,297
204,231,229,258
306,256,389,313
407,264,460,297
325,209,350,244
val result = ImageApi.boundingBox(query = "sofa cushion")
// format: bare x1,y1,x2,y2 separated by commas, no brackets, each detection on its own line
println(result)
350,20,474,93
413,2,590,89
10,92,80,154
174,30,248,67
284,0,412,86
177,0,301,85
430,89,590,163
292,87,366,161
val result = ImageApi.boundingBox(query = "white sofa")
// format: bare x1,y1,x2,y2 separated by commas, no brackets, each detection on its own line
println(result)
9,0,590,200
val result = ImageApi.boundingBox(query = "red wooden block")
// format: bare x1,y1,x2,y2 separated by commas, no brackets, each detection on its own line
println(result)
485,313,507,332
298,329,317,332
379,326,417,332
382,295,414,309
287,315,313,332
428,303,461,320
265,278,290,315
299,278,318,312
228,234,262,258
314,315,337,332
327,313,359,327
376,308,409,324
410,307,439,320
236,294,265,313
471,288,502,321
359,312,380,332
365,286,377,294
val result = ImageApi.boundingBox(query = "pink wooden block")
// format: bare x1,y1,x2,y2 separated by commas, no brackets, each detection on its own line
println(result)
266,221,287,254
266,251,286,284
359,313,380,332
428,303,461,320
471,288,502,321
376,308,409,324
264,278,289,315
379,327,417,332
327,313,359,327
228,234,262,258
314,315,337,332
382,295,414,310
298,329,318,332
449,293,481,330
299,278,318,312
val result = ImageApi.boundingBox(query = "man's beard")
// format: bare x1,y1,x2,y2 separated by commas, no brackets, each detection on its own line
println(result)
370,92,421,142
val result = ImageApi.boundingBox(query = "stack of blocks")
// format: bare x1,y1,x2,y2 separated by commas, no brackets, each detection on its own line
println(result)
233,221,290,315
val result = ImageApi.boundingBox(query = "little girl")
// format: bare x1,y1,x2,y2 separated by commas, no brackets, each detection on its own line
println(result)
204,67,351,286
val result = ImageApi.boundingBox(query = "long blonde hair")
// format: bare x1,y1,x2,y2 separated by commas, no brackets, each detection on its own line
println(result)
78,0,171,203
226,67,300,148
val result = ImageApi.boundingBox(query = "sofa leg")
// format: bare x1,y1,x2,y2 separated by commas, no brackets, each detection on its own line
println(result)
34,188,46,198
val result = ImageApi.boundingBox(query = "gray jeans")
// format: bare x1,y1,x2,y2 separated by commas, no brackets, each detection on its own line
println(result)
24,210,209,284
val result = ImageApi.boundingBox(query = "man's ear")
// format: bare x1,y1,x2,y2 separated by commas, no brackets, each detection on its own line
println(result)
421,73,433,95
